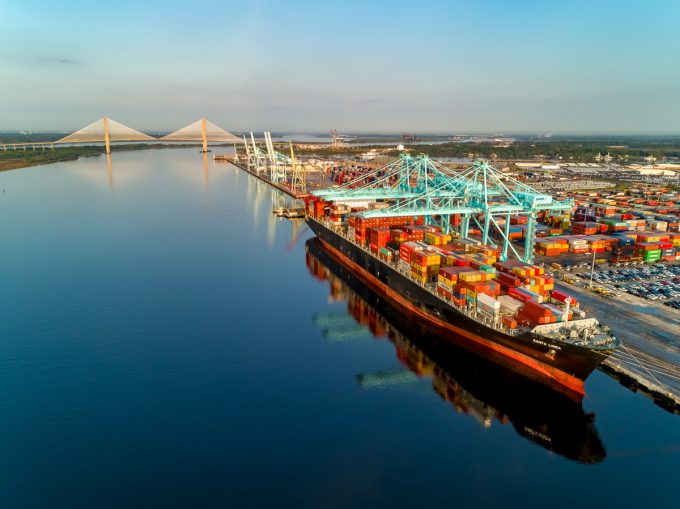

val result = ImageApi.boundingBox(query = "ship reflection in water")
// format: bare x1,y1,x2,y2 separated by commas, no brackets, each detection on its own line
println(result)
306,238,607,464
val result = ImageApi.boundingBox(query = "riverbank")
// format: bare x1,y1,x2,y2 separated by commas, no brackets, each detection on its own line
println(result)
0,143,208,172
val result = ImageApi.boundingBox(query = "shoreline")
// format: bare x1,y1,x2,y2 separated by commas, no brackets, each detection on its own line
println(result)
0,143,214,172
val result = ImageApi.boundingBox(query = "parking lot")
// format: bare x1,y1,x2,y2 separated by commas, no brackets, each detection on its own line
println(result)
573,264,680,310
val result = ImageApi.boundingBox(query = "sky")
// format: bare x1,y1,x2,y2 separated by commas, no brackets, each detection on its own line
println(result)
1,0,679,134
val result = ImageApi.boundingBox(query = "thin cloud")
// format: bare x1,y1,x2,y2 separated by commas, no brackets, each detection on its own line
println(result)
39,57,80,65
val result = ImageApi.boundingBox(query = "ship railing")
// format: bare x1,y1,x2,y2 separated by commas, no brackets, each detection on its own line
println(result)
324,220,519,337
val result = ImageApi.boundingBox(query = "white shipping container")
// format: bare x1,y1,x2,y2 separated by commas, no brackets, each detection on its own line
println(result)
477,301,494,312
497,295,523,313
477,293,500,310
477,306,498,320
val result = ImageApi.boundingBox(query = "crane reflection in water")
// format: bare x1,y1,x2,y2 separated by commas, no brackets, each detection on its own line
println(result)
305,238,607,464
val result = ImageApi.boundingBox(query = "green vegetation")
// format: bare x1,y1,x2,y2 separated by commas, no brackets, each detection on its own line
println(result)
291,138,680,163
0,143,205,172
611,180,631,191
0,132,61,144
0,146,101,171
285,144,385,159
388,140,680,162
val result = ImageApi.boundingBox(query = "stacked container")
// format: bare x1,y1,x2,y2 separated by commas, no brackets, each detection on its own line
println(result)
424,232,452,246
437,266,470,300
517,301,552,325
349,214,415,244
390,229,408,244
549,289,578,308
534,238,569,256
399,242,422,273
369,227,390,254
410,251,440,283
402,226,425,242
509,287,544,303
498,295,523,315
517,301,573,326
572,222,599,235
635,242,662,263
476,293,500,320
569,237,589,254
496,271,522,289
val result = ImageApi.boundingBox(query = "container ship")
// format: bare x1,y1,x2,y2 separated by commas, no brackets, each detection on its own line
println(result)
306,238,606,463
305,202,620,400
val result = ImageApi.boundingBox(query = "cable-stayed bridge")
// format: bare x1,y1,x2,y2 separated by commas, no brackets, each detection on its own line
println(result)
1,116,241,153
1,116,311,198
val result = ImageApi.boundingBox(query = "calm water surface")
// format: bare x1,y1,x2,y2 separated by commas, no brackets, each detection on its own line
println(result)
0,148,677,508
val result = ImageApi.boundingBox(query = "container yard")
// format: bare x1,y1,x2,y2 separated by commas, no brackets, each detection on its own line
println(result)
216,132,394,201
530,185,680,266
222,141,679,409
305,157,625,399
293,155,679,410
224,134,680,273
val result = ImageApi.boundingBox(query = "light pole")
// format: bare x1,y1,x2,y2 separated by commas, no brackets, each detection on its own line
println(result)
589,245,596,290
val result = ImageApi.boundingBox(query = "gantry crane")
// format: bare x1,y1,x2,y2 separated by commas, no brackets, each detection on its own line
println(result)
248,132,268,174
312,157,574,264
263,132,290,183
314,154,466,202
331,129,343,149
289,141,306,195
242,135,253,171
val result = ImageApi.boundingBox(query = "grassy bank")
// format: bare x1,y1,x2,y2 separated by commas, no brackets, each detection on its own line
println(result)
0,143,207,172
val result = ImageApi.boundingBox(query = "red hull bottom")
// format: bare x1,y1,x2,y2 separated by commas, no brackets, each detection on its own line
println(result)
319,238,586,400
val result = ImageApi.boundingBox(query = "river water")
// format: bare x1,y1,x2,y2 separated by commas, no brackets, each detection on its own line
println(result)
0,148,677,508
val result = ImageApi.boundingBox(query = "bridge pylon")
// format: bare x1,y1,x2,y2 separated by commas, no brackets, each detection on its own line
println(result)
161,118,240,149
103,116,111,154
201,118,208,153
56,116,155,147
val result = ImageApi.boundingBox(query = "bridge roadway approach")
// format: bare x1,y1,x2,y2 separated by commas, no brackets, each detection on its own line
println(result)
0,116,240,154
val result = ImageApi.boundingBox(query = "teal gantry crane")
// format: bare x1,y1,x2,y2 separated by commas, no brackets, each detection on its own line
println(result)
312,157,573,264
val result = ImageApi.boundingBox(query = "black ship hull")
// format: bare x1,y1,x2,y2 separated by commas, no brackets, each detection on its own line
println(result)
306,217,613,399
306,238,607,463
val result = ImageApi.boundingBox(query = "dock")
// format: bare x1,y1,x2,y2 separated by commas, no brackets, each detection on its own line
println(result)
600,334,680,413
214,155,307,200
274,207,306,218
216,150,680,413
551,280,680,414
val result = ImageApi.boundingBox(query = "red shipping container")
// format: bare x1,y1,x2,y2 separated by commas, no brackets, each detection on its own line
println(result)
439,266,469,279
497,272,521,287
437,288,453,300
509,287,533,302
399,241,421,258
522,301,551,317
